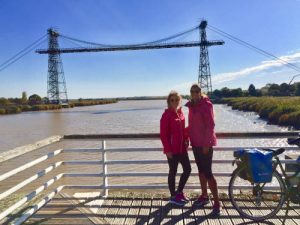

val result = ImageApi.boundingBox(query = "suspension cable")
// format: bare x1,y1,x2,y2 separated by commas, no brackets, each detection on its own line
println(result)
0,34,47,68
207,25,300,73
59,25,199,48
59,36,84,48
0,35,47,72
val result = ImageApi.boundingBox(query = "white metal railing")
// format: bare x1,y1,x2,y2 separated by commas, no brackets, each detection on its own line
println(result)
0,131,299,224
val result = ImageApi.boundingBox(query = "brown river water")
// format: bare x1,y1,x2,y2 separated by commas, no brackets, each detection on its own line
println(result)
0,100,291,195
0,100,288,152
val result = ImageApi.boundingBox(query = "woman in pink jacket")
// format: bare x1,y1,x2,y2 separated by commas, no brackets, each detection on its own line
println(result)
185,83,221,216
160,91,191,206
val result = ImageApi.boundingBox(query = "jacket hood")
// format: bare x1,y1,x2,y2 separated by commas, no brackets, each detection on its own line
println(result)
185,96,211,107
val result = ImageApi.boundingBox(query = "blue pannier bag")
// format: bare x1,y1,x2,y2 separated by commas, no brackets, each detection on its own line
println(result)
234,148,273,183
247,149,273,183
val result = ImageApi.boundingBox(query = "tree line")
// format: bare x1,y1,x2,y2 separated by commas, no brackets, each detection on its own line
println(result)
0,92,117,115
211,82,300,98
0,92,46,106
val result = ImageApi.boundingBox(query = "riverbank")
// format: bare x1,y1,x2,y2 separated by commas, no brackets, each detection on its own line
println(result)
0,99,118,115
221,97,300,129
70,99,117,107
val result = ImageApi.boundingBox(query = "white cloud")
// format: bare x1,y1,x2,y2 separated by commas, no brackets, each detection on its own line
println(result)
212,51,300,84
171,50,300,92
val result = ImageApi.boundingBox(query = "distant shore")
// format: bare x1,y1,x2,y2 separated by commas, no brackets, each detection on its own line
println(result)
220,97,300,129
0,99,118,115
116,96,166,101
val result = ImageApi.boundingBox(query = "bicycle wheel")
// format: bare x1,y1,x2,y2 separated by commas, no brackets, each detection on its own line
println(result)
228,166,286,221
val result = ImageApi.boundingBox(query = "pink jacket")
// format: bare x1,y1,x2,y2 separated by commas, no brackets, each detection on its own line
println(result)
185,96,217,147
160,107,188,154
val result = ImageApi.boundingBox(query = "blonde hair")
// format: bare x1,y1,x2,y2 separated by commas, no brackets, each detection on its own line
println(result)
167,90,182,108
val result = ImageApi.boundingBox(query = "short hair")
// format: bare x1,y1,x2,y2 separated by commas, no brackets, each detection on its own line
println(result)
167,90,182,108
190,83,201,93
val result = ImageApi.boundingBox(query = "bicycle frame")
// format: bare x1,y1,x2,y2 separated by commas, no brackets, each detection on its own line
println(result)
271,155,300,204
272,156,300,185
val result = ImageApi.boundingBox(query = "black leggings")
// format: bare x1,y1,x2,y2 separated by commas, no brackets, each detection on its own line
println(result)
192,147,213,179
167,152,191,196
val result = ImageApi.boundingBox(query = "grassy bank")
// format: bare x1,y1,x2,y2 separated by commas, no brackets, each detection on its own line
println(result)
70,99,118,107
221,97,300,129
0,99,118,115
0,104,66,115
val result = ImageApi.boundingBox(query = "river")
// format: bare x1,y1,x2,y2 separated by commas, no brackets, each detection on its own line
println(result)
0,100,288,152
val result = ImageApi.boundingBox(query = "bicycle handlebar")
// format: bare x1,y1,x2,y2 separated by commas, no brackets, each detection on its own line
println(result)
288,137,300,147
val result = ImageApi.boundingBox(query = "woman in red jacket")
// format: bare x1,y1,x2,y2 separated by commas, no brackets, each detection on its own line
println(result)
160,91,191,206
185,83,221,216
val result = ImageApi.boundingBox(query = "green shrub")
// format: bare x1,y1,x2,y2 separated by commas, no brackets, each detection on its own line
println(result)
268,105,297,123
279,111,300,128
259,105,278,119
0,108,6,114
31,105,42,111
21,105,32,112
5,106,21,114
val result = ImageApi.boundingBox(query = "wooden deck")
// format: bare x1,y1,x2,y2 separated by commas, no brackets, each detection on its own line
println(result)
22,192,300,225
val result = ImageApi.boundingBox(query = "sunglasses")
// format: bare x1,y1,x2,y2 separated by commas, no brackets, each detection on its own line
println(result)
170,98,180,103
190,90,200,94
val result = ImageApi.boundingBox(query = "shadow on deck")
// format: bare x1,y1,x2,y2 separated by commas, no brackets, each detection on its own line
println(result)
22,192,300,225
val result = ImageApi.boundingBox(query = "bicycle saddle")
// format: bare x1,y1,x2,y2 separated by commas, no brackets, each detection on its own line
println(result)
262,148,285,156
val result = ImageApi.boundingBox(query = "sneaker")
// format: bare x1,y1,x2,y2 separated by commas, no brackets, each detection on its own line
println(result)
177,192,190,203
193,195,209,207
169,195,185,206
211,202,222,217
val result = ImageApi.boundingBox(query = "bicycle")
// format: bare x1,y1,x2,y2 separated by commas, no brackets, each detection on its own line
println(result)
228,136,300,221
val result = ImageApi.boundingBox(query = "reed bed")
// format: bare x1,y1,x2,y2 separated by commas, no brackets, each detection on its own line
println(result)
221,97,300,128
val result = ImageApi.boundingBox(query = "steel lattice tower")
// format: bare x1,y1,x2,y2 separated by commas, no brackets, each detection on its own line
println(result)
47,28,68,104
198,20,222,95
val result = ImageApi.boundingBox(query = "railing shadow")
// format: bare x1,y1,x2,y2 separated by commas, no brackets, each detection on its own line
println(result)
18,194,300,225
20,194,108,225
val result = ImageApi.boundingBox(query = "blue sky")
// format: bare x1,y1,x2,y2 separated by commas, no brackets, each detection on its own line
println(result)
0,0,300,98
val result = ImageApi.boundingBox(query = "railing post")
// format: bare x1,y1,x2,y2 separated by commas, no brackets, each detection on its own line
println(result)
102,140,108,196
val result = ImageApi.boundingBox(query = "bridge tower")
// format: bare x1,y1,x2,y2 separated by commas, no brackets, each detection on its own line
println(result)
198,20,220,95
47,28,68,104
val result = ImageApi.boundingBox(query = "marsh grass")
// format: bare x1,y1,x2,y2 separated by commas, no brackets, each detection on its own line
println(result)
0,99,117,115
222,97,300,128
71,99,117,107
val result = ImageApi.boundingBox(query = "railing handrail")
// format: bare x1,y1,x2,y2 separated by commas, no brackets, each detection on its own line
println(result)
0,149,63,182
63,131,300,140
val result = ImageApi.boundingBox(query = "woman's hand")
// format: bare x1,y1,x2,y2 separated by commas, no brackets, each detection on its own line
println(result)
166,152,173,159
184,140,189,149
202,147,210,155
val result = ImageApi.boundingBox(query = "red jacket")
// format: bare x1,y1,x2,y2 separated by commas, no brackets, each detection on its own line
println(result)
185,96,217,147
160,107,188,154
